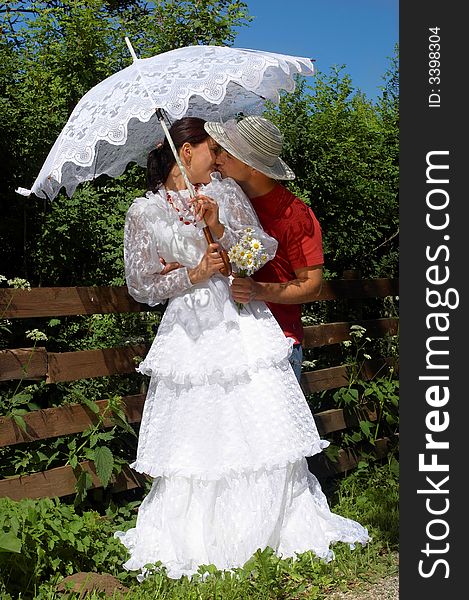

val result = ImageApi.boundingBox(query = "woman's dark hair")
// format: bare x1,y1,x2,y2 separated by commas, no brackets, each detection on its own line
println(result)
147,116,209,192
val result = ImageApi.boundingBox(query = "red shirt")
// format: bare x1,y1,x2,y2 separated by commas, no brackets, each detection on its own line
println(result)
250,184,324,344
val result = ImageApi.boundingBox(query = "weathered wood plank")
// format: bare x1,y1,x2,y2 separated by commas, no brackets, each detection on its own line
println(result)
0,395,145,447
0,461,147,501
1,439,394,501
313,405,378,437
318,278,398,301
313,409,348,436
308,436,395,477
308,448,359,477
303,318,399,349
1,279,398,319
301,358,397,395
0,286,152,318
0,397,376,448
375,436,395,458
301,365,349,394
46,346,148,383
0,347,47,381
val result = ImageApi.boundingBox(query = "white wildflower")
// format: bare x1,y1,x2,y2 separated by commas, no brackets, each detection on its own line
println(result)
250,239,261,251
26,329,48,342
228,229,269,277
7,277,31,290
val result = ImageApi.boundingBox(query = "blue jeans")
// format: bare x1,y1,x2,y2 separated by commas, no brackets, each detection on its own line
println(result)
289,343,303,383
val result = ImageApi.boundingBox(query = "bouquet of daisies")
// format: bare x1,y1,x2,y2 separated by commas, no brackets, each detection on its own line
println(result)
227,227,269,312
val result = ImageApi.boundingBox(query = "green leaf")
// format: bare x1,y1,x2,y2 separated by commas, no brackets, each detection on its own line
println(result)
0,532,22,553
82,397,100,415
84,447,95,461
12,414,27,433
89,432,99,448
94,446,114,488
359,420,373,437
11,393,32,404
324,444,340,462
74,470,93,507
34,451,49,462
111,412,137,437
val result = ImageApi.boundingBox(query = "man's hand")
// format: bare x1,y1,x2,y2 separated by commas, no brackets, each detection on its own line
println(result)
230,274,262,304
230,266,323,305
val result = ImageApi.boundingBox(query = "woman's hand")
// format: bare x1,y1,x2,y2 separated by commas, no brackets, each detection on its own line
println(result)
190,194,224,238
188,243,225,284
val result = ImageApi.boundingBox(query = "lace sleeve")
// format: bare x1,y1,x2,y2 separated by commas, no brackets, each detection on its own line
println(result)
214,178,278,262
124,201,192,306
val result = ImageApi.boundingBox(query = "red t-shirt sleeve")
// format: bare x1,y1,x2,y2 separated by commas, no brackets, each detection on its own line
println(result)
284,200,324,271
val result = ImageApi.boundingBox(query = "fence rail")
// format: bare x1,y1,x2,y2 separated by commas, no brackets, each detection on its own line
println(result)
0,318,397,383
0,279,398,318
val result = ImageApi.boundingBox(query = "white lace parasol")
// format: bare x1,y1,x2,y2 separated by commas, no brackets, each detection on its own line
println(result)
17,43,314,201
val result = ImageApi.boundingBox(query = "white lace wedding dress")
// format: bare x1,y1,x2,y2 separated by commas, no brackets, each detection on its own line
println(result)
114,173,369,580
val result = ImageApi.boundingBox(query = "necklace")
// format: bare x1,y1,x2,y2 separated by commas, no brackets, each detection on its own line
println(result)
165,184,201,227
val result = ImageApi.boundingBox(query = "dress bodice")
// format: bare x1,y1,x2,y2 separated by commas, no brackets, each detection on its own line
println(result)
124,173,278,338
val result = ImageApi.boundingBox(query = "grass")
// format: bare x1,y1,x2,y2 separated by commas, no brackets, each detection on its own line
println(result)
28,459,399,600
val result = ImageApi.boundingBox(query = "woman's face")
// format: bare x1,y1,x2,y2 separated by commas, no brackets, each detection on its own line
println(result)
182,139,218,184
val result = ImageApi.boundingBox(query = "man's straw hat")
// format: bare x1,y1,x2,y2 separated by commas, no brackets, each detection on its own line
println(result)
204,116,295,180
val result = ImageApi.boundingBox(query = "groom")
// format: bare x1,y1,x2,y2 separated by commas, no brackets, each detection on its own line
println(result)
204,116,324,382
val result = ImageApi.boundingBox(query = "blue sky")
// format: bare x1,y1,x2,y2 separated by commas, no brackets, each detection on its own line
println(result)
233,0,398,102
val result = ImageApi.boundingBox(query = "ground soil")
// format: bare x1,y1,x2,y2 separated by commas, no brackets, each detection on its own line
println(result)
56,572,129,598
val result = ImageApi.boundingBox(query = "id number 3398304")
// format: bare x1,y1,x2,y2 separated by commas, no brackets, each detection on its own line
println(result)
428,26,441,109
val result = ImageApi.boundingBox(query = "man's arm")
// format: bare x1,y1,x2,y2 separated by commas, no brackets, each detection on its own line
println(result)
231,265,323,305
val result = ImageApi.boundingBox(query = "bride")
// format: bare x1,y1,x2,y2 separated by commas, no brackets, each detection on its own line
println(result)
114,116,369,580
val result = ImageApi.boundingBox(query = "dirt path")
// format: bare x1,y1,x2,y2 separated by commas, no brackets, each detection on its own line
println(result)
330,574,399,599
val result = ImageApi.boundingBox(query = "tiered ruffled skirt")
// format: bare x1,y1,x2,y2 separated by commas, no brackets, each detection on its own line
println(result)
114,300,369,580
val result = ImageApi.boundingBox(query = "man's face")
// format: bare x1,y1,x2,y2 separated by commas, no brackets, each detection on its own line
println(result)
214,146,253,183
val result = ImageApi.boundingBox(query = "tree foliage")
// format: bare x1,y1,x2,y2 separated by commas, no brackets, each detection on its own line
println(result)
266,51,399,278
0,0,251,283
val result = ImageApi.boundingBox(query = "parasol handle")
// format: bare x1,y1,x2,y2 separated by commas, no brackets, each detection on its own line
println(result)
203,226,232,277
155,108,232,277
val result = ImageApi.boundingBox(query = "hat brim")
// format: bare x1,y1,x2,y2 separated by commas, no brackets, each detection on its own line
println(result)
204,121,295,181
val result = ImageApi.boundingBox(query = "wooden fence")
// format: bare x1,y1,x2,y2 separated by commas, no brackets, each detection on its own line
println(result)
0,276,399,501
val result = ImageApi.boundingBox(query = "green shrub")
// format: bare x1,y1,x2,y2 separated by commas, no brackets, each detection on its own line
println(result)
0,496,137,599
